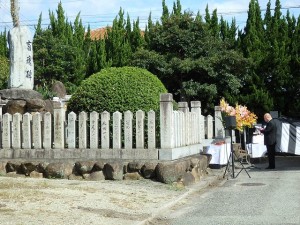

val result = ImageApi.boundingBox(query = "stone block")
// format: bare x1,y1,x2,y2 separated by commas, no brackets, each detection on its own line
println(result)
156,160,190,184
124,172,141,180
141,162,157,179
30,171,43,178
87,171,105,181
103,161,124,180
180,172,195,186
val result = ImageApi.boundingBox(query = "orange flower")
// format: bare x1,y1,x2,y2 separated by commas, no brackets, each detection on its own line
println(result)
219,98,257,131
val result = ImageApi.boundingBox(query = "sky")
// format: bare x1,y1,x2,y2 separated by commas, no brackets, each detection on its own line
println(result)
0,0,299,34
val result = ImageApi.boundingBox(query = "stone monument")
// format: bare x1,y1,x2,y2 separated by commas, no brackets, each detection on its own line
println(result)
8,0,34,89
0,0,68,115
0,0,44,115
8,26,34,89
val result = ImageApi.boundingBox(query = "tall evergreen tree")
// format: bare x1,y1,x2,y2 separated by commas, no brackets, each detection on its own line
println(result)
0,30,8,57
210,9,219,37
105,8,132,67
144,12,153,46
240,0,265,61
33,2,86,93
131,18,144,51
161,0,170,22
260,0,291,113
204,5,211,25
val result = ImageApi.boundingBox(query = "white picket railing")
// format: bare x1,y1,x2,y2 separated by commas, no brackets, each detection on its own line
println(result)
0,93,216,150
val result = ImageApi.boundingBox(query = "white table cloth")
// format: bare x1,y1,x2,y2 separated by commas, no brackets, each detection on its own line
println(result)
206,143,231,165
247,134,267,158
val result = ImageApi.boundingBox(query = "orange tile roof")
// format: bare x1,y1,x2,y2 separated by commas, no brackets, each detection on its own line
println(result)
89,27,110,40
88,27,144,40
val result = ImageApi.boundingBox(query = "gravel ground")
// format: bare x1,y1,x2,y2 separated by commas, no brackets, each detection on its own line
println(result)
0,171,221,225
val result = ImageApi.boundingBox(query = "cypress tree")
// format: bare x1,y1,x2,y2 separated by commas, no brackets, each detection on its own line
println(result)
173,0,182,16
131,18,144,51
220,16,228,41
33,2,86,93
0,30,8,57
210,9,219,37
205,5,211,25
161,0,169,22
105,8,132,67
144,12,153,47
195,11,203,23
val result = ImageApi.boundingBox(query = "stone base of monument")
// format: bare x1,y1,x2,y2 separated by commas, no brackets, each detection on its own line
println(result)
0,89,55,114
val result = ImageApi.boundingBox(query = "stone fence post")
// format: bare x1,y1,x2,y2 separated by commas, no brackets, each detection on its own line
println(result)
160,93,174,149
214,106,225,138
178,102,188,146
191,101,201,143
53,102,65,149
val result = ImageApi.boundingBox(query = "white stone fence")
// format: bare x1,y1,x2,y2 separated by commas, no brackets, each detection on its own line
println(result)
0,94,219,160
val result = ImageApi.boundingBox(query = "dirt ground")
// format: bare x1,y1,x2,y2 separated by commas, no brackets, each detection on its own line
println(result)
0,175,193,225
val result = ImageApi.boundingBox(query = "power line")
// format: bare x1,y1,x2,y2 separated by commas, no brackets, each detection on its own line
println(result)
0,3,299,30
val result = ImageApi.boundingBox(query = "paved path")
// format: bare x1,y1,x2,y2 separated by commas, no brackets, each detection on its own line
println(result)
145,156,300,225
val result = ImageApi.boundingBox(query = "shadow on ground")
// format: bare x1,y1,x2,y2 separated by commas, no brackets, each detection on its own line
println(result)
248,154,300,171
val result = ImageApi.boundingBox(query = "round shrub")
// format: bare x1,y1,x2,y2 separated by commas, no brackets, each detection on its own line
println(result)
67,66,167,114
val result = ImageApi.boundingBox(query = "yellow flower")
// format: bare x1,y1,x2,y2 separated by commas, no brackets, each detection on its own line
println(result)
219,98,257,131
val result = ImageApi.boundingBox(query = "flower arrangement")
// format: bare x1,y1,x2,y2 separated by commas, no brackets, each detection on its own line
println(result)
220,98,257,131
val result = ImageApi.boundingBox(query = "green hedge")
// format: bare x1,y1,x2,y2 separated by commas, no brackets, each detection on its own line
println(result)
67,66,167,114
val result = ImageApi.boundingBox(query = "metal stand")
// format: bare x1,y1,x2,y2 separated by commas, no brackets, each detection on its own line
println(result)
223,129,235,178
223,129,251,179
235,154,251,178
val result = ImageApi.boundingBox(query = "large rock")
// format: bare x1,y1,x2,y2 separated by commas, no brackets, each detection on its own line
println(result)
155,155,210,185
0,89,42,100
91,160,106,172
141,162,157,179
178,172,196,186
156,160,190,184
51,81,66,98
85,171,105,181
36,162,49,174
0,89,61,114
5,161,23,174
124,172,142,180
74,161,95,176
20,162,37,176
44,99,55,114
25,99,46,112
5,100,26,114
0,162,7,176
127,162,144,173
4,99,47,114
0,89,47,114
103,161,124,180
30,171,44,178
44,162,73,179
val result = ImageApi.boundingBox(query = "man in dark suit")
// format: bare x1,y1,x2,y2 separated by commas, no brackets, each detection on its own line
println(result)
260,113,277,169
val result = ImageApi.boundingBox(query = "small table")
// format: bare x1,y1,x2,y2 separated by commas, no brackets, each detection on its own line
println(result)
206,143,231,166
247,134,267,158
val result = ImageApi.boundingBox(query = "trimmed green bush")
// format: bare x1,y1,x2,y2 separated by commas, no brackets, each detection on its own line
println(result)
67,66,167,114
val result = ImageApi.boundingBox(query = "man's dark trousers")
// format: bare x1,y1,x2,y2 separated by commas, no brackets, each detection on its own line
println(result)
267,143,276,168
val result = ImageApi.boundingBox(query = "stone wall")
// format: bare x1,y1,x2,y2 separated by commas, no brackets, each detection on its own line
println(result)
0,154,211,186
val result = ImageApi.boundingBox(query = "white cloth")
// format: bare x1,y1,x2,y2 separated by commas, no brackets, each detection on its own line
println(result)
247,134,267,158
206,143,231,165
